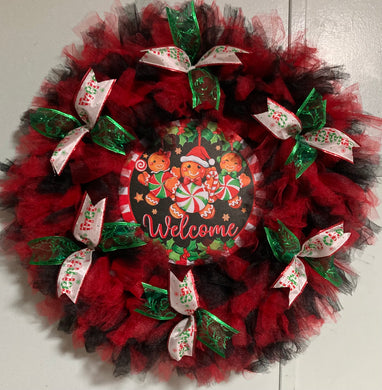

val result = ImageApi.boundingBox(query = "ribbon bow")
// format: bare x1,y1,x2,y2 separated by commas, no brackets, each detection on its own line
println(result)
265,220,351,306
183,176,202,185
28,193,145,303
220,169,238,178
136,270,239,360
253,88,360,178
140,1,248,110
30,69,135,175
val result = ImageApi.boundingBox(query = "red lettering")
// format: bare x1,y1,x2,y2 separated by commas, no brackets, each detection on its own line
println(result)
142,214,169,239
209,225,227,237
227,223,239,237
141,214,239,240
188,225,198,240
78,92,95,106
199,225,208,237
170,224,179,237
80,219,94,231
178,215,189,240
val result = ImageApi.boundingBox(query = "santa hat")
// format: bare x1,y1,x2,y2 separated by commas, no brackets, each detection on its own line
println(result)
180,146,215,168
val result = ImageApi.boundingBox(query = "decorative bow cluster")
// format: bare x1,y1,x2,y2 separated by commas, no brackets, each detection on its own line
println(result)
140,1,248,110
30,69,135,174
265,221,351,305
136,270,239,360
28,193,145,303
253,88,360,177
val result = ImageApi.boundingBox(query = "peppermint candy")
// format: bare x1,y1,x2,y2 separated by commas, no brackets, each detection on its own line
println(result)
175,183,209,213
215,175,241,200
148,171,173,198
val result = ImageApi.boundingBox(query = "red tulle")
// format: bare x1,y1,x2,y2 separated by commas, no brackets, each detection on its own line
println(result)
0,1,381,386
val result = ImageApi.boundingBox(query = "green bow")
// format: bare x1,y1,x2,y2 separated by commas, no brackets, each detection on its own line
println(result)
30,107,134,155
135,281,239,358
220,169,238,178
265,220,343,286
166,2,221,110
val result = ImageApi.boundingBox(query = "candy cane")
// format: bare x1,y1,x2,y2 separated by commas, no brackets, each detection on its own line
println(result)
206,170,219,199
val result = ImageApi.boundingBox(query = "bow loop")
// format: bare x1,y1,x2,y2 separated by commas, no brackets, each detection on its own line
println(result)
57,248,94,302
73,193,107,249
195,308,239,358
264,220,301,264
28,236,81,266
296,88,327,132
169,270,199,315
74,69,115,128
166,0,201,63
168,316,197,361
30,108,81,139
135,283,177,320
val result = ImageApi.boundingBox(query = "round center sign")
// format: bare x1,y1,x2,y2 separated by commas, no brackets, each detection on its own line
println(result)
119,120,261,265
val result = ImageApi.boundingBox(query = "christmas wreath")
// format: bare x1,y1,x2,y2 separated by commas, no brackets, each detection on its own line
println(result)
1,0,381,385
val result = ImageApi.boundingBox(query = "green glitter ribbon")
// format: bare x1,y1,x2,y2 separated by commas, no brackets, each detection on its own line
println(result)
296,88,327,132
166,1,200,63
30,108,134,155
28,223,145,265
30,108,81,139
135,283,177,321
265,220,343,287
98,222,145,252
188,68,221,110
285,135,319,179
135,281,239,358
307,256,342,287
286,88,327,177
91,116,135,155
264,220,301,264
195,308,239,358
28,236,81,265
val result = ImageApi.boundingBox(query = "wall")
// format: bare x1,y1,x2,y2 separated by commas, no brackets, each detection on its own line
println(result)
0,1,380,389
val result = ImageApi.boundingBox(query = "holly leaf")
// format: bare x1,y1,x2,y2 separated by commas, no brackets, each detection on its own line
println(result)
169,251,181,262
187,240,197,252
201,128,213,142
179,134,188,147
233,141,242,151
197,242,208,252
209,239,224,251
210,133,220,145
168,126,179,135
186,131,198,143
172,244,185,255
198,251,208,259
206,122,218,133
188,254,199,262
225,238,236,249
165,238,175,249
222,143,231,152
